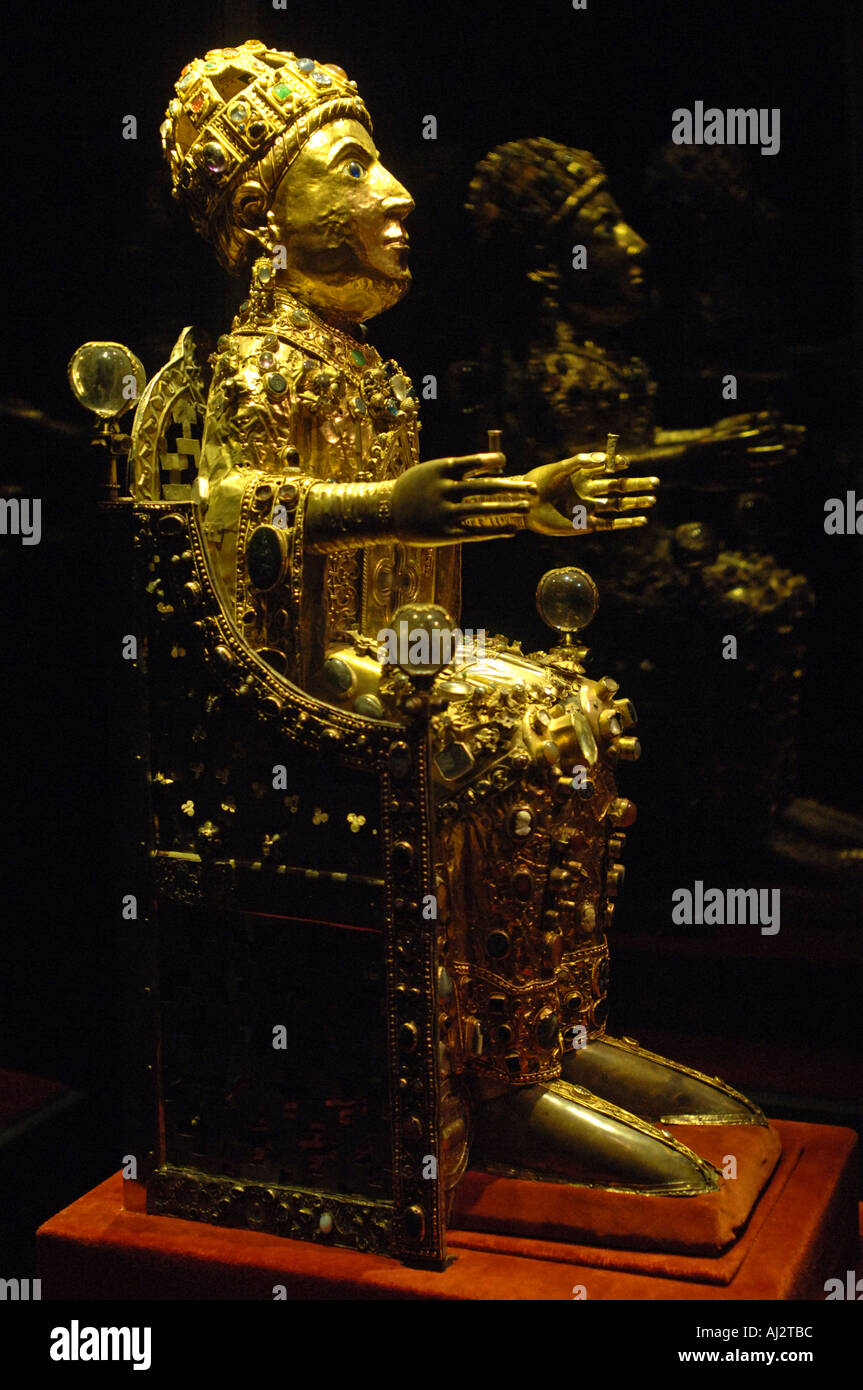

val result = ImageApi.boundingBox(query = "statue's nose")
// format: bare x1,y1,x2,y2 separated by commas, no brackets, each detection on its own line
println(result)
621,225,648,258
381,173,414,220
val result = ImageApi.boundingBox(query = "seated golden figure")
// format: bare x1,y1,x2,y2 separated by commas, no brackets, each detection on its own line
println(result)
82,40,780,1258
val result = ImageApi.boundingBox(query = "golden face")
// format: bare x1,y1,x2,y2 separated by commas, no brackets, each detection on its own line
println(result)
265,119,415,323
568,190,650,321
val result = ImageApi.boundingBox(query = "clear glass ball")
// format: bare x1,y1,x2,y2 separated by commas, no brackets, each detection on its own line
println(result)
68,342,145,419
536,567,598,634
390,602,456,676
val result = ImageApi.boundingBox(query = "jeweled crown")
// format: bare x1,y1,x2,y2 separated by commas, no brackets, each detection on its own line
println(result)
161,39,372,254
466,138,608,243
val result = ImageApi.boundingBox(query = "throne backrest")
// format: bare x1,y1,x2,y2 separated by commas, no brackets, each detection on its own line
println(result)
123,493,447,1269
129,327,211,501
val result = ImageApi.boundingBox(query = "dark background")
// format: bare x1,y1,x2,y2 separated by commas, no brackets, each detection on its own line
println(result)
0,0,861,1267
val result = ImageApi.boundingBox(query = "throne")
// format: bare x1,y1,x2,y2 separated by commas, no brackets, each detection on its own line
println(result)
71,334,454,1268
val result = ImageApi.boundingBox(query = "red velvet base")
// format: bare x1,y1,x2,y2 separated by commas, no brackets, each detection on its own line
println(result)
452,1122,782,1255
37,1120,857,1300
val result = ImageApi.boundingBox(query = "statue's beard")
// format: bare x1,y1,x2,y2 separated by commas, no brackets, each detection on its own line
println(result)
274,212,412,324
277,266,410,327
561,283,652,331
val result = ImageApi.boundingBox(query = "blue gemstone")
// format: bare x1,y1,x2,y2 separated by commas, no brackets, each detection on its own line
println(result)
353,397,366,414
385,398,399,416
296,57,315,72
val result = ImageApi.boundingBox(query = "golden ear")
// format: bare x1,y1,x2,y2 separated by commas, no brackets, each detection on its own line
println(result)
230,180,274,257
232,180,268,231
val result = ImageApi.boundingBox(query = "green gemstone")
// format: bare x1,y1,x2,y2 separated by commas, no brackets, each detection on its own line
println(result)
350,349,366,366
273,83,293,102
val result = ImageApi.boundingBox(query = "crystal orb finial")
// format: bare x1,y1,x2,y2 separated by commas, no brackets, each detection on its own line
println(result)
68,342,146,420
536,567,598,636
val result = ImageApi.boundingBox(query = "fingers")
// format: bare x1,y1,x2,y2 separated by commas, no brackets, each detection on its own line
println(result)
616,475,660,494
446,477,538,499
591,515,649,531
452,527,519,542
439,451,506,480
602,455,633,475
587,496,656,516
746,443,785,457
608,495,656,512
448,499,533,520
573,477,608,499
568,451,633,476
573,451,610,467
537,456,605,486
580,475,659,498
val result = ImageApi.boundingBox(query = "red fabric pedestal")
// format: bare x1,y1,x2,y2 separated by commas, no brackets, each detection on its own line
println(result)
452,1121,782,1254
37,1120,857,1301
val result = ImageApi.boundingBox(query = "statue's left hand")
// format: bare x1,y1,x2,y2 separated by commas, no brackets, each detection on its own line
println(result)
522,449,659,536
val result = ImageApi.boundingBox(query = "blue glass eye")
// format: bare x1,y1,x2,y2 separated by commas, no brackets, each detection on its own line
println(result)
346,161,363,179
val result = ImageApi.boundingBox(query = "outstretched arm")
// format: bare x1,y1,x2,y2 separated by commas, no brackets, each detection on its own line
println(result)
304,452,539,551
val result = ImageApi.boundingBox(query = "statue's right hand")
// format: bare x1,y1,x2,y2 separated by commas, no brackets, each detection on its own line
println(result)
391,453,537,544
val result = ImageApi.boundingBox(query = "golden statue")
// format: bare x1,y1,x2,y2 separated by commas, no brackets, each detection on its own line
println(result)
70,44,779,1266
